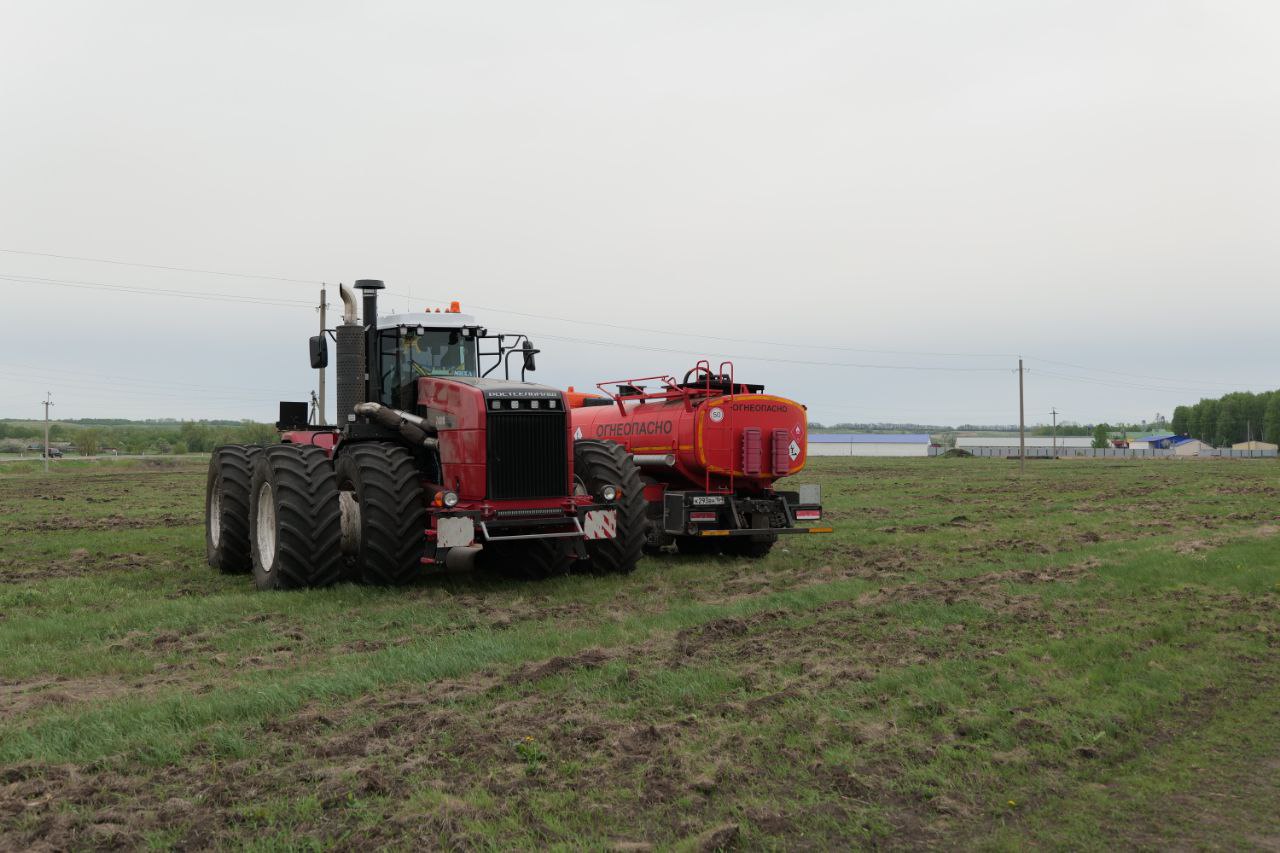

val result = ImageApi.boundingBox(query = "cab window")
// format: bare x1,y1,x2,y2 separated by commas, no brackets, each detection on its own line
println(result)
379,328,478,408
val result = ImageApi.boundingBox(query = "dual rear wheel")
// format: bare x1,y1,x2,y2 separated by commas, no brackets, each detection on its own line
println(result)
207,444,344,589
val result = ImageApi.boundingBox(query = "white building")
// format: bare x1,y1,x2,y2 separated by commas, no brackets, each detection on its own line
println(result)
808,433,932,457
955,436,1097,450
1172,438,1214,457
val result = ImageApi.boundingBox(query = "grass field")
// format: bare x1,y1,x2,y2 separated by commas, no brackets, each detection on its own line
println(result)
1,456,1278,850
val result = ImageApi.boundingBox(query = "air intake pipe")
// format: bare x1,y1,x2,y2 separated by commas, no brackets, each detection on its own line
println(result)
354,402,439,450
353,279,385,412
335,283,366,424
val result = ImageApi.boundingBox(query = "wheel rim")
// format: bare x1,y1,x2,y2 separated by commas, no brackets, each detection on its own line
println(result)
255,482,277,570
339,490,361,557
209,480,222,547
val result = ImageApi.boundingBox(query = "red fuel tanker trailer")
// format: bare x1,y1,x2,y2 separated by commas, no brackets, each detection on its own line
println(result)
569,362,830,557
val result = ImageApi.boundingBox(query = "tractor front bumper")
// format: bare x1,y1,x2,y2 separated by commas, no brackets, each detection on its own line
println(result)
424,501,618,558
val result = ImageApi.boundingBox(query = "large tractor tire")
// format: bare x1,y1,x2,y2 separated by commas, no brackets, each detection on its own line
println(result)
334,443,426,586
249,445,343,591
572,440,647,574
205,444,261,574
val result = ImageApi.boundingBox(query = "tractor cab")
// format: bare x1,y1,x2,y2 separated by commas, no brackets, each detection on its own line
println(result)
310,281,542,426
373,310,484,411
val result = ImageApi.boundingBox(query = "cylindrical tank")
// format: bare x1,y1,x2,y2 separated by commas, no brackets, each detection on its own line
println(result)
570,391,808,492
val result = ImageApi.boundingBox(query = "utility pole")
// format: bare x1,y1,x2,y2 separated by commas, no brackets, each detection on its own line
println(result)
317,285,327,425
1018,359,1026,474
41,392,54,474
1051,407,1058,457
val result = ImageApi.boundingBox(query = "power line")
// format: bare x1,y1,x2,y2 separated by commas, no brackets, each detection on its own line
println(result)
0,248,321,284
0,273,314,308
0,361,297,396
2,245,1273,390
1031,368,1238,396
1027,356,1264,391
509,330,1012,373
0,371,284,403
394,292,1018,360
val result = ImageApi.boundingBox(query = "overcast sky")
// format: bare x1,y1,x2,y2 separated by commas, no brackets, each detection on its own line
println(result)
1,1,1276,427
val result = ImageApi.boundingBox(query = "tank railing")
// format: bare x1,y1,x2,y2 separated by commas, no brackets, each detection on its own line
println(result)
720,361,735,493
595,374,684,416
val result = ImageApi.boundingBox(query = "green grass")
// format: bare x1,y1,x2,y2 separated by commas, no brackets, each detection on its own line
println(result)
0,457,1277,848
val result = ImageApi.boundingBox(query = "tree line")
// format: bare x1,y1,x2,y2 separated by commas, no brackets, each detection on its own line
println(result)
1171,391,1280,447
0,420,278,455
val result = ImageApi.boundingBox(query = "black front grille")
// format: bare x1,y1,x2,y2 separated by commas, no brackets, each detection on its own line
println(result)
486,410,567,499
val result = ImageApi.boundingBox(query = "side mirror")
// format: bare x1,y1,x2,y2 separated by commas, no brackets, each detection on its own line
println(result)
522,340,537,373
309,335,328,369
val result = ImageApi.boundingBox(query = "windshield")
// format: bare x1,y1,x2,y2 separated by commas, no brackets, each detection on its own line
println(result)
402,329,477,378
379,328,478,408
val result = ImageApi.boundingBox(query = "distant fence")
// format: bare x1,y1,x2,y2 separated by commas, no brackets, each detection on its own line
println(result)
948,446,1277,460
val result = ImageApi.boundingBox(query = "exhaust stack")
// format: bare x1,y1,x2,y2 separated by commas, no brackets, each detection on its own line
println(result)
354,279,384,328
339,284,358,324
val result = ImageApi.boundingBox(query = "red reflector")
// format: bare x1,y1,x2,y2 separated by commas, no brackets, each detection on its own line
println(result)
741,427,762,476
690,511,717,522
795,510,821,520
772,428,792,475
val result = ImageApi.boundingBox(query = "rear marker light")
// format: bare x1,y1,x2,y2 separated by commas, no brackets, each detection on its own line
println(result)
795,510,821,520
690,511,717,522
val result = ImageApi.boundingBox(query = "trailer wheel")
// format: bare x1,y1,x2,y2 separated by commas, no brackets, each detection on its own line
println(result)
206,444,261,574
335,443,426,586
676,536,723,556
572,440,647,574
722,538,774,558
721,509,783,559
249,445,343,590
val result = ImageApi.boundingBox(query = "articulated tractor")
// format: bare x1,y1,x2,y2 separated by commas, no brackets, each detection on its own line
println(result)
205,280,826,590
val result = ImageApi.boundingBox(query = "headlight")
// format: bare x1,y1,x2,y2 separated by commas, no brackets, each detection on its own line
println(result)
442,491,460,508
600,484,618,502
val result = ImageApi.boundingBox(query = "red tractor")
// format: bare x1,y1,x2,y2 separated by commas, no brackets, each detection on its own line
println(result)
568,365,829,557
205,280,645,589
